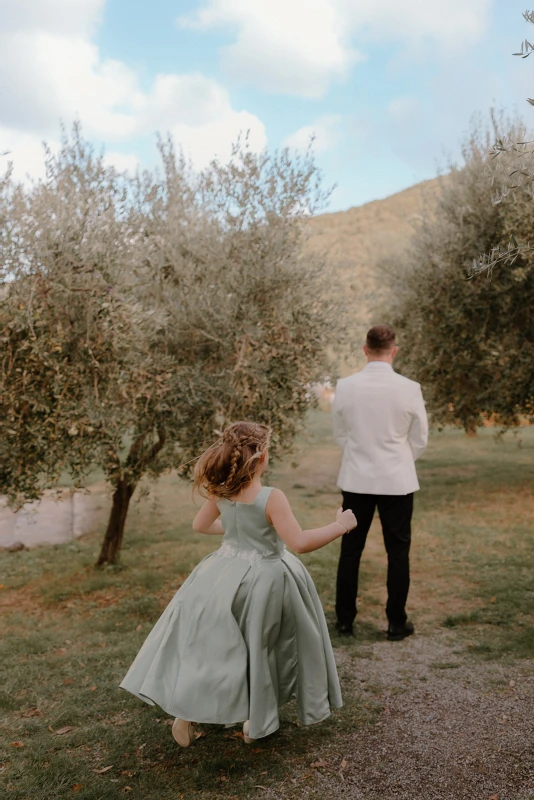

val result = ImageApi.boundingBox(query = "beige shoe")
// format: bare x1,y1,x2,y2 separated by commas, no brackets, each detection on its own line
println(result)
243,720,255,745
172,718,196,747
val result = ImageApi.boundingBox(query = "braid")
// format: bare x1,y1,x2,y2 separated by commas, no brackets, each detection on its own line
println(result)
226,445,241,486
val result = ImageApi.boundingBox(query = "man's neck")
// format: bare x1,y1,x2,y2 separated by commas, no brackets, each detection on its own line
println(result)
367,357,394,366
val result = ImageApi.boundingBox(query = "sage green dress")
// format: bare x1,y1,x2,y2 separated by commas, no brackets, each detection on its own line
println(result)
120,486,342,740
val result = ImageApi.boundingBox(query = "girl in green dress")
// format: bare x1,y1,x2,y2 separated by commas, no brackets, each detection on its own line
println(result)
120,421,357,746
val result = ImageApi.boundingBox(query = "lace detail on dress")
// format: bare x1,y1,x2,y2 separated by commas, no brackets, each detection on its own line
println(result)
216,541,276,565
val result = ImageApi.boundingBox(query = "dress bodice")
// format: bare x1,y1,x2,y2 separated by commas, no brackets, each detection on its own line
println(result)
216,486,285,563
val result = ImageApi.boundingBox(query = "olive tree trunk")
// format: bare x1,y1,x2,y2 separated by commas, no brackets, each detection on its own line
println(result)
464,418,478,437
95,427,166,566
96,479,136,566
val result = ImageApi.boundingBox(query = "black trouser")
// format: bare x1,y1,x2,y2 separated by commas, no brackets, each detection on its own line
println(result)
335,492,414,627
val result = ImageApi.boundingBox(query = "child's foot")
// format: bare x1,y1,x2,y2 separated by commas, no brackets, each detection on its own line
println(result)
172,718,196,747
243,720,255,744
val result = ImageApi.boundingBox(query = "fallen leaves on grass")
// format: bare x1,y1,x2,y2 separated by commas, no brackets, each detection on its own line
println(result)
54,726,76,735
120,787,133,793
311,759,327,768
341,759,349,769
72,784,83,792
9,742,24,748
94,765,114,774
20,708,40,717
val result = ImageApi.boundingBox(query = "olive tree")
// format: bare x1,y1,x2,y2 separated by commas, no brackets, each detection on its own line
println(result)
137,136,345,457
1,127,351,565
0,128,180,565
383,122,534,433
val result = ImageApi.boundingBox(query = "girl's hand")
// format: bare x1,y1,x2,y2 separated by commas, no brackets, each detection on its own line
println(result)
336,507,357,533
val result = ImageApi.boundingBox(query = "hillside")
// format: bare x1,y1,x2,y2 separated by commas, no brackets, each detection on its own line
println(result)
307,176,444,299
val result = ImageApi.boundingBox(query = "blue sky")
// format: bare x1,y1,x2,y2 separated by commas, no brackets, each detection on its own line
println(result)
1,0,532,211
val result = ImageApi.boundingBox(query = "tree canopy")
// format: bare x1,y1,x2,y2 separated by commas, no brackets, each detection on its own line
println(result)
1,126,350,564
383,121,534,434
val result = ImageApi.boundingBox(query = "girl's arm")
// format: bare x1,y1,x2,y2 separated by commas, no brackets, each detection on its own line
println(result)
192,499,224,535
266,489,356,554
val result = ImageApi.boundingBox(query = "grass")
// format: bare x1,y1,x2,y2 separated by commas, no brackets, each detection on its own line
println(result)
1,411,534,798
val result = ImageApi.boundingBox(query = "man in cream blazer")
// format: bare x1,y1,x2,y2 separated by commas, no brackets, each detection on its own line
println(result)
332,324,428,640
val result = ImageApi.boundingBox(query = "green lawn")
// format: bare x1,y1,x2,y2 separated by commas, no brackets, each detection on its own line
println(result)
1,412,533,799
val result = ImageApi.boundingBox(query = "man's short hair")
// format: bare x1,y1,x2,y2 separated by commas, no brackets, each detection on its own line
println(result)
366,324,396,354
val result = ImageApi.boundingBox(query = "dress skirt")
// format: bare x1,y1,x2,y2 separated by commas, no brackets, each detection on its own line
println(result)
120,546,342,740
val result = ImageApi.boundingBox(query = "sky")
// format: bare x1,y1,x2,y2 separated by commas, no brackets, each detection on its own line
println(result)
0,0,532,212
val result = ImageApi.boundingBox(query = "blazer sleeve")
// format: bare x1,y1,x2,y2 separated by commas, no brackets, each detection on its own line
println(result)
332,385,348,452
408,383,429,461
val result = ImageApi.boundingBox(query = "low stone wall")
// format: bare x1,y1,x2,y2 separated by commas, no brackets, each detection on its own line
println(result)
0,483,110,550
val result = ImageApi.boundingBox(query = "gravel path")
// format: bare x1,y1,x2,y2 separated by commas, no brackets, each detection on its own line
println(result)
277,633,534,800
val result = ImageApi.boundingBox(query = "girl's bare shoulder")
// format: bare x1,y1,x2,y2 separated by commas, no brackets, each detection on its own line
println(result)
266,487,290,511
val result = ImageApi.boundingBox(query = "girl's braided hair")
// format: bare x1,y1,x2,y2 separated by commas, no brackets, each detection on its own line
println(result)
193,421,271,500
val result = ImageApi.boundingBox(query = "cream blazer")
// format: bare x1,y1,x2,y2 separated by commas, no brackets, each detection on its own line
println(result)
332,362,428,495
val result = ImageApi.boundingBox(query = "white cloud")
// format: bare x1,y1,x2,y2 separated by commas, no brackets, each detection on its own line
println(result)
179,0,362,98
0,31,141,139
0,0,267,178
138,74,232,130
283,115,342,153
179,0,491,97
169,112,267,169
0,0,105,37
0,127,58,182
132,73,267,167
